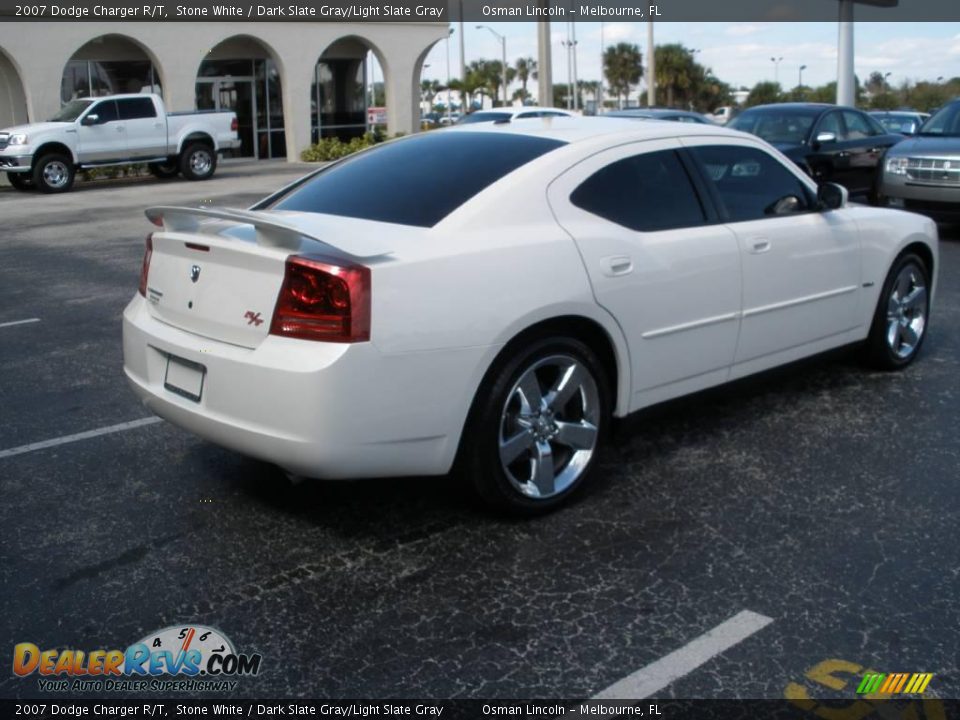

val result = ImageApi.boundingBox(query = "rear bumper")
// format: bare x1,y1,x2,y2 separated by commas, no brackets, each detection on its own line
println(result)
122,294,490,479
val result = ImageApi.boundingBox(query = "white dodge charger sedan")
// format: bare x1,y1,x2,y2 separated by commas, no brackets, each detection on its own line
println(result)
123,118,937,513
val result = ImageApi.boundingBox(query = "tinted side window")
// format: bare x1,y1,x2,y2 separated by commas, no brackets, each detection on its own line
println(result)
118,98,157,120
843,111,875,139
272,132,565,227
690,145,811,223
817,111,844,140
89,100,118,123
570,150,706,232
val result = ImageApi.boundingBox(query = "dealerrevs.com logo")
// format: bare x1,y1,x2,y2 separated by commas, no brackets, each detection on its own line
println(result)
13,625,263,693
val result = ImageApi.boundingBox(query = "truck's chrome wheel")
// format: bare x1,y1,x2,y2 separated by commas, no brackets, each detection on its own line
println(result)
498,354,600,500
190,150,212,175
42,161,70,189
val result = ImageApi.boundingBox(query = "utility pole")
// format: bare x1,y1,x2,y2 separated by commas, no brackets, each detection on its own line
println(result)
571,22,579,111
537,18,553,107
598,22,604,114
647,20,655,107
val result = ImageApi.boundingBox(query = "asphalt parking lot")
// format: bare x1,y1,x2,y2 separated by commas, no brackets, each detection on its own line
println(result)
1,164,958,703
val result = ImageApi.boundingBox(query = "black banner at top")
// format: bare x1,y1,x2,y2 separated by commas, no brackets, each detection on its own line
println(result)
0,699,956,719
0,0,959,22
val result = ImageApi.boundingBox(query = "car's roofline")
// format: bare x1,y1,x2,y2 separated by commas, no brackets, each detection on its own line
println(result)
443,116,746,144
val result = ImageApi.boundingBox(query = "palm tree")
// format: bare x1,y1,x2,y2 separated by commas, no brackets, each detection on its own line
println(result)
577,80,600,114
654,44,696,107
420,79,440,110
603,43,643,109
515,57,538,102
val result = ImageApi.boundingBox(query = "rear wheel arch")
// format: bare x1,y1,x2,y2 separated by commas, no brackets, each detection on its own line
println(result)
455,315,625,465
484,316,622,417
179,132,215,154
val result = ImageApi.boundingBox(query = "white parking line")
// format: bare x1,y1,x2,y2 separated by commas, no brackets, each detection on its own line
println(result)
591,610,774,700
0,417,163,460
0,318,40,329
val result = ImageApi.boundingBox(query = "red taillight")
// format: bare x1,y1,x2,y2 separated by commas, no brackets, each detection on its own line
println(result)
138,233,153,297
230,117,239,132
270,255,370,343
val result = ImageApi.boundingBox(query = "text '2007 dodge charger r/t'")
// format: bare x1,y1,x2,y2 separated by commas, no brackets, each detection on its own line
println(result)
122,118,938,514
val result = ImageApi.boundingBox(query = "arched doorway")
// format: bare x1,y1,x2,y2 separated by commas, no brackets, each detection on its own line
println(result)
197,36,285,159
0,47,28,127
312,36,387,143
61,35,162,104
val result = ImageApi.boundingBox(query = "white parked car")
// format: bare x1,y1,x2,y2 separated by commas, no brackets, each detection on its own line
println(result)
122,118,938,513
457,107,574,124
0,93,239,193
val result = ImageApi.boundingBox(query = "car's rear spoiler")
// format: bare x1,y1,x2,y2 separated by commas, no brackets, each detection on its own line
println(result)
145,206,393,260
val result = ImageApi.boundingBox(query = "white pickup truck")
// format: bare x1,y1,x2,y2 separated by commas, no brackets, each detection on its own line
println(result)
0,93,240,193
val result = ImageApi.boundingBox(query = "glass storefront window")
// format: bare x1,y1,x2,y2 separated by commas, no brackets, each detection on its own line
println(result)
61,60,160,104
311,58,367,143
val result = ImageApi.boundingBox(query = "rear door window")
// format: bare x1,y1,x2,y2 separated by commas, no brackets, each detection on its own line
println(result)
118,98,157,120
570,149,706,232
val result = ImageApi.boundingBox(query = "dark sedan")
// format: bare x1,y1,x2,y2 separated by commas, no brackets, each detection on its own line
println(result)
605,108,713,124
729,103,903,199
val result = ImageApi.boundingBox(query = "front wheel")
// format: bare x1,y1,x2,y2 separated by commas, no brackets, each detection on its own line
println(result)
7,173,34,191
460,336,611,515
862,252,930,370
179,143,217,181
32,153,75,193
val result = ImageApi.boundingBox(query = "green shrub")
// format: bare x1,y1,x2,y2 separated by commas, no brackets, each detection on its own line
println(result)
299,128,408,162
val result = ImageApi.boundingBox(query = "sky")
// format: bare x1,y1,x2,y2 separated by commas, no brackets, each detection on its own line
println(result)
414,22,960,101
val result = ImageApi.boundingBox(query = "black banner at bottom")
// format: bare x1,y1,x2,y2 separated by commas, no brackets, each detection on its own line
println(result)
0,699,953,720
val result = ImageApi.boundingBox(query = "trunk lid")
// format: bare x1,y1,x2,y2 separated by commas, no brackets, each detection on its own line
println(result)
142,206,394,348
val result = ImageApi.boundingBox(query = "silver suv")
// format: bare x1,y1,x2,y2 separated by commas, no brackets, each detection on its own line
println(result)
879,100,960,221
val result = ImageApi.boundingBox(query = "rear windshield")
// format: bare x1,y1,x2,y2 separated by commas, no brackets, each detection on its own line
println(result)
269,132,566,227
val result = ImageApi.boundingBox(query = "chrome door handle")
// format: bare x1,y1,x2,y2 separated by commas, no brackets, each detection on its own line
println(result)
746,239,771,254
601,255,633,277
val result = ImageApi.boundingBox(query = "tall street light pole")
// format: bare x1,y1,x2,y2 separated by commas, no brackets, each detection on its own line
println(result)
477,25,508,106
647,20,655,107
799,64,807,88
458,0,465,87
771,56,784,86
446,27,454,124
537,20,553,107
598,22,604,114
571,22,579,111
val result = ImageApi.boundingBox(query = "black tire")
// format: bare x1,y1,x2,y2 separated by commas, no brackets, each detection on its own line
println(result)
459,336,611,515
148,160,179,179
862,252,930,371
32,153,75,193
7,173,34,191
179,143,217,181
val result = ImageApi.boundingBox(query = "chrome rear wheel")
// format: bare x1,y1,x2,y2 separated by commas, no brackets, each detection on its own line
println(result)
463,336,610,514
499,355,600,500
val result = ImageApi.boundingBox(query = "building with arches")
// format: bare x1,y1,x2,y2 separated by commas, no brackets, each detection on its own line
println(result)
0,22,447,160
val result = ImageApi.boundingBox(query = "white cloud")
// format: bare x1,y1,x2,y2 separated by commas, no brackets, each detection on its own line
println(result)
725,24,765,37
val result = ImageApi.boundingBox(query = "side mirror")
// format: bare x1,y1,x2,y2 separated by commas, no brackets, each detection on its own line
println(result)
81,114,101,126
815,131,837,144
766,195,802,216
817,182,847,211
